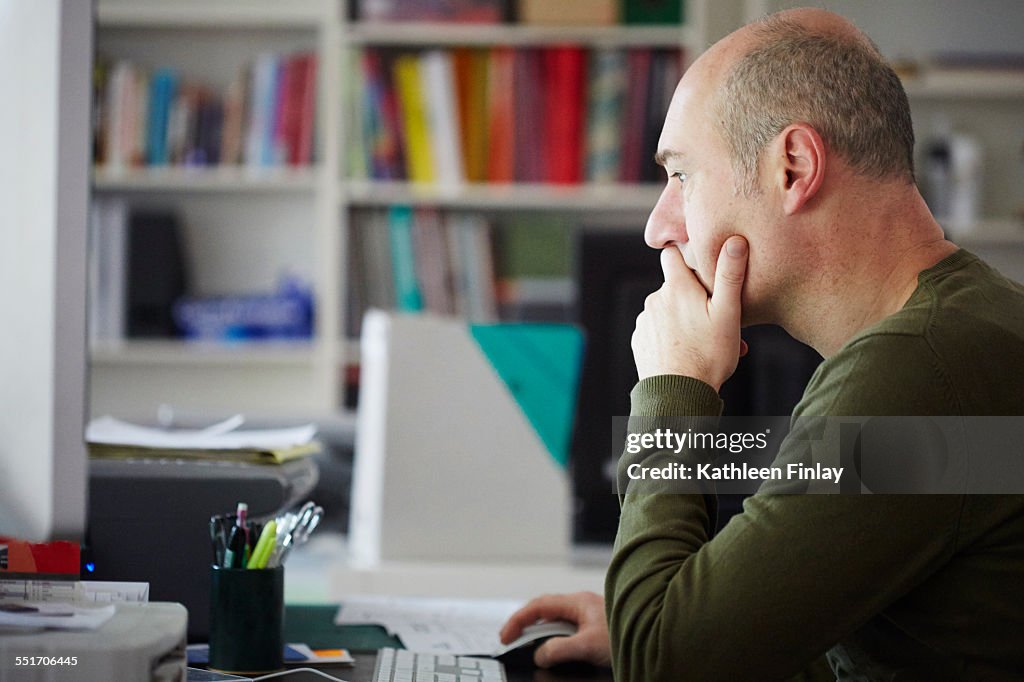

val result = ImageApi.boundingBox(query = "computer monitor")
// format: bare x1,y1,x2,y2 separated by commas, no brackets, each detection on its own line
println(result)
0,0,92,542
569,230,822,544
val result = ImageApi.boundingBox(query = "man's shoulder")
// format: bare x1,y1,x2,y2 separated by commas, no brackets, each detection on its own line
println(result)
796,252,1024,417
797,331,955,417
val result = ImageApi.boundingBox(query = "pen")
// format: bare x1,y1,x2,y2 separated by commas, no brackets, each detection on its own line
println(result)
247,520,278,569
222,502,248,569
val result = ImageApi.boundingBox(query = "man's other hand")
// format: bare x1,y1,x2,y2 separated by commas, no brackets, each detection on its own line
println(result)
498,592,610,669
632,236,748,391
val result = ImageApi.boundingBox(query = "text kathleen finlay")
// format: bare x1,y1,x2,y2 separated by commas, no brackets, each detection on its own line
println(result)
627,461,844,482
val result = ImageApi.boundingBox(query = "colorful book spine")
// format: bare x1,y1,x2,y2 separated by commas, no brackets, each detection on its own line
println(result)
353,45,682,187
514,49,545,182
585,49,626,183
95,51,318,169
421,50,465,187
620,49,652,183
146,69,177,165
393,54,435,184
387,205,424,312
486,47,516,183
544,46,585,184
295,53,318,165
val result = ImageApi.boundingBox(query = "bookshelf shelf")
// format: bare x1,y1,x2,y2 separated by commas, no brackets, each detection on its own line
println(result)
347,23,691,48
93,166,321,193
90,340,318,367
96,2,329,29
344,181,664,211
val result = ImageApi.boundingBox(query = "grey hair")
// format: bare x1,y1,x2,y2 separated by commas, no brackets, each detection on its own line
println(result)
715,13,915,195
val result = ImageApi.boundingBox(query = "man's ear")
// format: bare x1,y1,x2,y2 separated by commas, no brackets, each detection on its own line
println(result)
775,123,826,215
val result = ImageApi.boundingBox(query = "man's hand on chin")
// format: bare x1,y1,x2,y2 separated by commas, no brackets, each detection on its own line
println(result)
632,236,749,392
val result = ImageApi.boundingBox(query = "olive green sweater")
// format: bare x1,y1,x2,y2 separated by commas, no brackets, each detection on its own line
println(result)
606,250,1024,681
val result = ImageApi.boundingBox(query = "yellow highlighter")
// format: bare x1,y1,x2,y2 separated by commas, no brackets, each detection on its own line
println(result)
246,519,278,569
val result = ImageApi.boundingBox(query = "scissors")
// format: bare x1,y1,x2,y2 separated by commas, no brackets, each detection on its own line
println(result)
266,502,323,567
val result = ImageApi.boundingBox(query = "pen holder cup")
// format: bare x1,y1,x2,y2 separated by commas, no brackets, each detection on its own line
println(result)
209,565,284,674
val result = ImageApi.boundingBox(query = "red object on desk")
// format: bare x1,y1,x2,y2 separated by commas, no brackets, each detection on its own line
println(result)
0,536,80,575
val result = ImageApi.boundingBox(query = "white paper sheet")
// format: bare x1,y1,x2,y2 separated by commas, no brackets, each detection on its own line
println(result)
334,596,523,656
86,415,316,451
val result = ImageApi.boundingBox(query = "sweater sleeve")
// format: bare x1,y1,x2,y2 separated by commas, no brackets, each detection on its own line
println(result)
604,336,965,682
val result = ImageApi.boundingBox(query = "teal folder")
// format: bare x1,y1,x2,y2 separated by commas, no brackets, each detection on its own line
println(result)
470,324,584,469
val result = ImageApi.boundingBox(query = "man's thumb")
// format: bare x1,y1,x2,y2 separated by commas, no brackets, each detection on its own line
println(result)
712,236,748,318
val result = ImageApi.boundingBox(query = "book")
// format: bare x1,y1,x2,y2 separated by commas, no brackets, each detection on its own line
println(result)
420,50,464,186
453,48,490,183
220,67,248,165
454,213,498,321
146,69,177,165
412,208,455,314
514,49,545,182
620,49,652,183
393,54,435,183
296,53,318,165
275,55,301,165
585,48,627,183
486,47,516,183
387,205,425,311
347,210,399,336
544,46,585,184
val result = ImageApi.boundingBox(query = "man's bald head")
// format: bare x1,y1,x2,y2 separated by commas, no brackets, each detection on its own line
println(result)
703,8,915,195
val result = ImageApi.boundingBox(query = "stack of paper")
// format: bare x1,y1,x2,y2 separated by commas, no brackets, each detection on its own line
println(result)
86,415,320,465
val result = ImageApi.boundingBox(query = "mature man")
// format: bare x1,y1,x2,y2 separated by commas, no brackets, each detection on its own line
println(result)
500,8,1024,681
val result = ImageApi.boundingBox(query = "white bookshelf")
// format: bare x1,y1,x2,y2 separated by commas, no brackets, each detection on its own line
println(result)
346,22,692,47
91,0,342,420
86,0,732,419
344,180,665,211
88,0,1024,420
90,339,318,367
93,166,321,192
96,1,329,29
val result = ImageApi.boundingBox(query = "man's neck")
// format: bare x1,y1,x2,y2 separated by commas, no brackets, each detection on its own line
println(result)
782,190,957,358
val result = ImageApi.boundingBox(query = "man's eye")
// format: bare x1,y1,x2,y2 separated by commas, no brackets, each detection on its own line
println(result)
672,172,688,186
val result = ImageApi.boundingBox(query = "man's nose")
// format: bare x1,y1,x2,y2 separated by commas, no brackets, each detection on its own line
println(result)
644,181,685,249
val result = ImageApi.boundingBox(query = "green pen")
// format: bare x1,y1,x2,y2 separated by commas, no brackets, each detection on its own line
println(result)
247,519,278,569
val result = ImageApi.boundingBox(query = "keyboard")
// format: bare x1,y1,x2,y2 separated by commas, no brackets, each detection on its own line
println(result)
372,647,507,682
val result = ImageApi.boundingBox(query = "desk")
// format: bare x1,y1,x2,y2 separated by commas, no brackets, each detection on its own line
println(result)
283,605,613,682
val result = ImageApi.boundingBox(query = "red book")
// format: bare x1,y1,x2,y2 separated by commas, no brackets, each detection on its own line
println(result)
487,47,516,183
620,49,652,183
270,56,293,165
543,46,585,184
295,53,318,165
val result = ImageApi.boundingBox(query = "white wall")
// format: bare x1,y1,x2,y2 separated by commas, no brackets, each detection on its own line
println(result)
0,0,91,540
